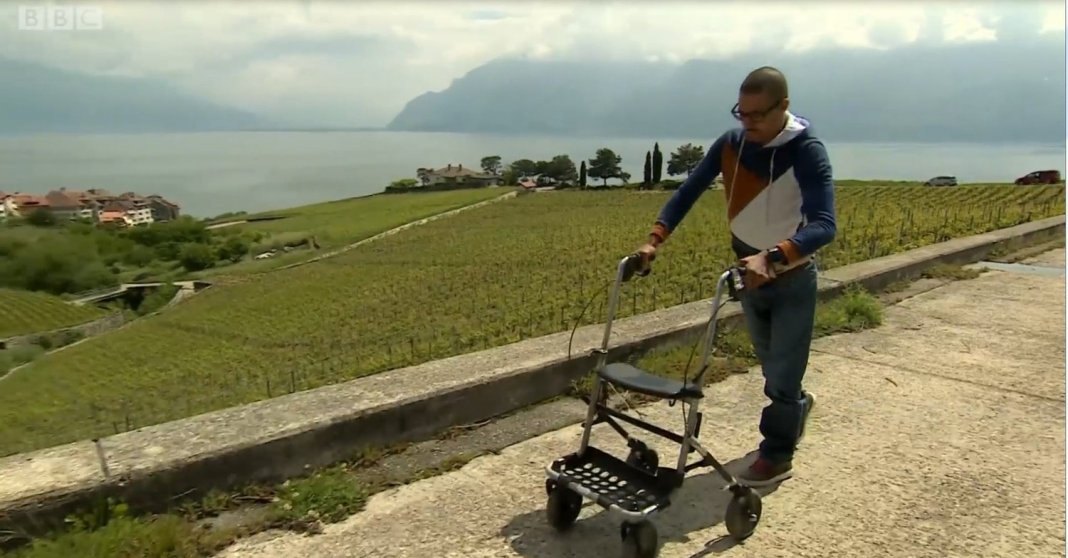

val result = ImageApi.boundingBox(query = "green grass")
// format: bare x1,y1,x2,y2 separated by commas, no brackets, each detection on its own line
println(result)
0,288,107,338
919,263,983,281
197,188,512,277
7,437,473,558
0,184,1063,456
243,189,509,238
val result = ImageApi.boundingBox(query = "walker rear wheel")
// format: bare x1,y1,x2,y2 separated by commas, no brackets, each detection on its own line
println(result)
625,447,659,474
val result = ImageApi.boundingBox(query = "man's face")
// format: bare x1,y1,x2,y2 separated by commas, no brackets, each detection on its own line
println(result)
733,92,788,144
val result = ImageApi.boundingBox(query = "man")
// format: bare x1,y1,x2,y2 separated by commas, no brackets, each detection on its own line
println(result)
637,66,836,486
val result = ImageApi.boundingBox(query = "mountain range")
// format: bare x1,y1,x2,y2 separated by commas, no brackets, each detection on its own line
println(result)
387,36,1067,143
2,34,1065,143
0,56,264,134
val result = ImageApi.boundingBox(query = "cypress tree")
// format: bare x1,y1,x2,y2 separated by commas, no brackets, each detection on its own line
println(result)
652,142,663,183
643,151,652,189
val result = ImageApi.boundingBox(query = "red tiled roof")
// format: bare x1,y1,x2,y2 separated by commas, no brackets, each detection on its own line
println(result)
102,200,133,212
147,195,180,208
13,194,48,207
427,164,494,179
45,190,85,209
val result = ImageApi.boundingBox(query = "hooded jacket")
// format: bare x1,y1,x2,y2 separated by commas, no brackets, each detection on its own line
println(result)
651,112,837,265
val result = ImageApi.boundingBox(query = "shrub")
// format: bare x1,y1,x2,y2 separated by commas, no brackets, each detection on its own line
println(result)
178,243,215,272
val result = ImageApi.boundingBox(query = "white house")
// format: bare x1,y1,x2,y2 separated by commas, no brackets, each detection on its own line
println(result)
0,193,16,220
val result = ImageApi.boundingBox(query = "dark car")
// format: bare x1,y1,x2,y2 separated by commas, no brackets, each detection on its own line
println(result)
1015,170,1062,185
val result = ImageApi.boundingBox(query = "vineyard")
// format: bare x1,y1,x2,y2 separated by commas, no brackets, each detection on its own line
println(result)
0,183,1063,456
237,187,509,248
197,187,511,277
0,288,106,338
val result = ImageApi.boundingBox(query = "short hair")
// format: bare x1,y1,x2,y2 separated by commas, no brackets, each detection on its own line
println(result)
739,66,789,100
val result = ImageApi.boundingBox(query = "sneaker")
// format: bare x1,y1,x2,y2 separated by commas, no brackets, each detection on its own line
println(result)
737,457,793,487
798,391,816,443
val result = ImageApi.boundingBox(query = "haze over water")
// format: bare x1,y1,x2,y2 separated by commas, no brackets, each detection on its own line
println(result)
1,131,1062,218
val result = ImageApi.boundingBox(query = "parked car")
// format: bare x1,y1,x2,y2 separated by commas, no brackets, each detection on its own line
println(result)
1014,170,1062,185
924,176,958,187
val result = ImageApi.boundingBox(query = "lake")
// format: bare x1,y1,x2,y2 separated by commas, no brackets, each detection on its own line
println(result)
0,131,1063,218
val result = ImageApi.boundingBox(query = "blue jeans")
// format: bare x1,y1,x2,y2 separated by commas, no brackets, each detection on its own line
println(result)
739,261,818,464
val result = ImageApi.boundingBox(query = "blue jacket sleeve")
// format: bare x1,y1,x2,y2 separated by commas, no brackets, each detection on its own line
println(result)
784,138,837,258
652,134,726,241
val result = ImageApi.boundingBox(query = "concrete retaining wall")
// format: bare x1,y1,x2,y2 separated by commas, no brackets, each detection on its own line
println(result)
0,312,126,351
0,215,1063,538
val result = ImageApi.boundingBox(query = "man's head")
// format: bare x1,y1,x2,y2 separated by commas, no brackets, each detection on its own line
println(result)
733,66,790,144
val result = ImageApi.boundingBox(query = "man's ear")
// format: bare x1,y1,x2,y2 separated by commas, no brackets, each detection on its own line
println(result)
781,97,790,112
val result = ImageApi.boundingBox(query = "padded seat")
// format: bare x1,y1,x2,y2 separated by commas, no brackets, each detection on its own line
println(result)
598,362,704,400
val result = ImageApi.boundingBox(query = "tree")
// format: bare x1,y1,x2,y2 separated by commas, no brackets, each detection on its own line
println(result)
643,151,652,189
509,159,540,177
543,154,578,184
178,243,215,272
385,178,419,193
416,168,432,187
217,235,250,263
652,142,663,183
579,160,587,188
667,143,705,177
480,155,502,176
123,244,156,267
587,148,623,187
26,208,56,227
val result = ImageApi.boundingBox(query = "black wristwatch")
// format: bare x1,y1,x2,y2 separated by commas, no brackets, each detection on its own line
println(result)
766,246,787,265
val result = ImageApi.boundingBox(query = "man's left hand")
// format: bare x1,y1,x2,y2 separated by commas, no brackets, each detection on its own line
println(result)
739,252,776,289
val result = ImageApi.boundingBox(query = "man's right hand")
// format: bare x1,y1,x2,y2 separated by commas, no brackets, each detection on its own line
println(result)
636,241,658,272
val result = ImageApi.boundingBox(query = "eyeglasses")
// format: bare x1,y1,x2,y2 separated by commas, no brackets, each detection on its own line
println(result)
731,99,784,122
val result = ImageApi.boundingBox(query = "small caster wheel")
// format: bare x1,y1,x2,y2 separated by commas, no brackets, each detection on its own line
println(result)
546,485,583,531
626,447,659,474
620,520,659,558
724,486,762,541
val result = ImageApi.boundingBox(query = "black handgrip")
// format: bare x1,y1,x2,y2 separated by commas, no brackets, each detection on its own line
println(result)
726,265,746,300
621,252,655,282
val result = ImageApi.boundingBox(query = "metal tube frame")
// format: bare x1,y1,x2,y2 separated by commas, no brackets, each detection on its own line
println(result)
576,258,743,488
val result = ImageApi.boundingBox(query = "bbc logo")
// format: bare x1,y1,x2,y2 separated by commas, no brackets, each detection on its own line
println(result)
18,5,104,31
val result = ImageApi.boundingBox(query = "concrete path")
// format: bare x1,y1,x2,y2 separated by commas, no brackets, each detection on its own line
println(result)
218,249,1066,558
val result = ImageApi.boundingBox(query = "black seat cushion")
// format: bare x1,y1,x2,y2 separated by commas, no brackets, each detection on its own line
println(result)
598,363,703,399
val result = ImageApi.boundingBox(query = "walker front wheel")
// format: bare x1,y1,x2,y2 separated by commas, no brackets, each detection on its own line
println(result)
620,520,659,558
724,486,762,541
545,483,583,531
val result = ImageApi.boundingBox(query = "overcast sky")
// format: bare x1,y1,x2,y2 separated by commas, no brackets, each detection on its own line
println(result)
2,1,1064,127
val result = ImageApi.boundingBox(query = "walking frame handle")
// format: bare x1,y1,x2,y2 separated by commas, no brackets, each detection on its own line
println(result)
599,253,653,353
691,266,746,385
599,253,747,360
602,255,751,378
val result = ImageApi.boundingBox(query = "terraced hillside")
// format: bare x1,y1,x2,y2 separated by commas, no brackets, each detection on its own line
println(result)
0,288,106,338
0,183,1063,456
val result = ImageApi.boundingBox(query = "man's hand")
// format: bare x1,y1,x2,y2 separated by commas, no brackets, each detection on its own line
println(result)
739,252,776,289
636,242,658,273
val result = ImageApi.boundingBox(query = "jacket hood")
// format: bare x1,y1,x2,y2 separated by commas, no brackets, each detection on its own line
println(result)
762,112,810,148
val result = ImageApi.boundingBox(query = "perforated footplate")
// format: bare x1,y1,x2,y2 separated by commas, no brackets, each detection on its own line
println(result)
549,446,677,513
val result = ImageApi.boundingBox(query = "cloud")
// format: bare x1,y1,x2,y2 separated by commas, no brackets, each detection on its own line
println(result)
1,0,1063,127
465,8,511,21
